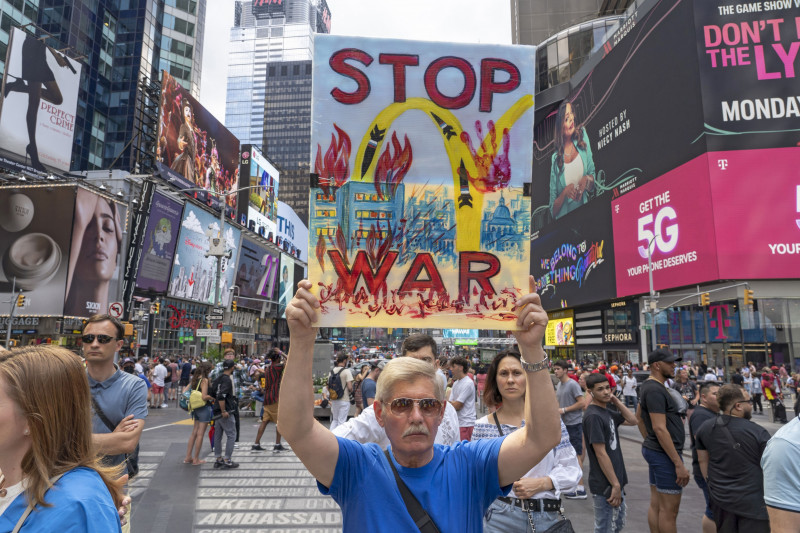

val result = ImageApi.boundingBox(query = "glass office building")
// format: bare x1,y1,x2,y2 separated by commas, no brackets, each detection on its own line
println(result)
0,0,40,76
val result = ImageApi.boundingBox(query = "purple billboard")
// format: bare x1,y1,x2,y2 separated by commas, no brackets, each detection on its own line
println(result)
136,192,183,292
235,237,280,310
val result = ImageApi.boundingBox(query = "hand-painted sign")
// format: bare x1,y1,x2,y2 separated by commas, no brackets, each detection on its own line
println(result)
308,35,535,328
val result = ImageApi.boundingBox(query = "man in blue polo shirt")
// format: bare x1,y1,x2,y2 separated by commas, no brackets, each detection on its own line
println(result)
84,314,148,533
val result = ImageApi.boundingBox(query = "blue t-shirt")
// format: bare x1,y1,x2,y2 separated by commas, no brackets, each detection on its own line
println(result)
319,436,510,532
0,467,122,532
361,377,377,407
762,417,800,512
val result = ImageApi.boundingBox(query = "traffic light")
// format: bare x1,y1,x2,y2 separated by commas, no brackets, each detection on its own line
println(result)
744,289,755,306
153,301,160,315
232,300,238,312
16,294,24,307
700,292,710,306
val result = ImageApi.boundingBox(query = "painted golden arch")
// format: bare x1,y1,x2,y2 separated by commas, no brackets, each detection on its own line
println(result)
352,95,534,251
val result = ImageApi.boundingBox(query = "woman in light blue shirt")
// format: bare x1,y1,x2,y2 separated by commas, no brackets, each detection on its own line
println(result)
0,345,125,532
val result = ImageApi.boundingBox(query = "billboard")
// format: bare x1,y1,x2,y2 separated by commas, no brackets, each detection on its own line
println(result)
155,70,240,219
277,253,295,318
545,310,574,347
238,145,279,239
167,203,242,307
530,198,616,310
316,0,331,34
694,1,800,151
0,185,76,316
611,154,720,297
63,188,129,317
135,191,184,292
530,0,706,240
235,237,280,309
253,0,284,17
308,35,536,328
277,200,308,263
709,147,800,279
0,27,83,173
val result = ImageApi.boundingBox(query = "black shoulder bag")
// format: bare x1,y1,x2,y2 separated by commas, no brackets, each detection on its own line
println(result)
383,449,441,533
91,396,140,478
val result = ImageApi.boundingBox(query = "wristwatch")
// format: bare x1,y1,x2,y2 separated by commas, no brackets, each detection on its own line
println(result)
520,355,551,373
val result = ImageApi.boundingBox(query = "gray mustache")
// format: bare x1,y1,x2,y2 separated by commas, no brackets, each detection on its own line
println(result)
402,424,430,437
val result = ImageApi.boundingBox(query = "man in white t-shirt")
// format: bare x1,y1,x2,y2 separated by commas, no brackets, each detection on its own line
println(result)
151,359,168,408
449,356,476,440
332,333,460,447
329,353,354,431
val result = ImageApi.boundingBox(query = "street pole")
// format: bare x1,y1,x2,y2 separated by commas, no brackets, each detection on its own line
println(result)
646,234,660,353
5,277,16,349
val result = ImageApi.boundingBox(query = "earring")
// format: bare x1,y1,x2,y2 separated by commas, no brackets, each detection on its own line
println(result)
23,429,30,435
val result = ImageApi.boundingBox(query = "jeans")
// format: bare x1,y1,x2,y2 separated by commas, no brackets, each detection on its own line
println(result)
592,493,626,533
483,499,561,533
213,413,237,460
330,399,350,430
624,395,638,411
642,447,683,494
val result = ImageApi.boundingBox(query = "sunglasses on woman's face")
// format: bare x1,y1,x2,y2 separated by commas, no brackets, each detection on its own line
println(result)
81,334,116,344
387,398,442,417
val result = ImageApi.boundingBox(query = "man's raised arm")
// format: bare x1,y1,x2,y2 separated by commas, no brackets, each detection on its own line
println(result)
277,280,339,488
498,276,562,487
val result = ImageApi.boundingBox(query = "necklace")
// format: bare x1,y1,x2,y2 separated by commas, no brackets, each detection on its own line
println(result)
0,473,6,498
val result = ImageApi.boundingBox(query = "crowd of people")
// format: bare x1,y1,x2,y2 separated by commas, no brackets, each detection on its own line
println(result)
1,295,799,532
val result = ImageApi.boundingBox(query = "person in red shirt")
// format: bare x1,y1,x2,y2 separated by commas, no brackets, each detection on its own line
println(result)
595,365,616,389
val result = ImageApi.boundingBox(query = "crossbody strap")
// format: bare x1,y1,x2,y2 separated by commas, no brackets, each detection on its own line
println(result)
713,417,759,468
91,395,117,433
12,473,66,533
383,449,441,533
492,412,505,436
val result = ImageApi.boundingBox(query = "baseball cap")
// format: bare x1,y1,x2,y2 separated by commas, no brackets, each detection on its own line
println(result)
252,359,261,364
598,364,607,370
122,357,133,364
770,366,779,371
222,359,236,369
648,348,682,364
370,360,386,370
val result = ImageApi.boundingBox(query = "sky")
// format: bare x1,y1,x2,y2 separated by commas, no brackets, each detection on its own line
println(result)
199,0,512,122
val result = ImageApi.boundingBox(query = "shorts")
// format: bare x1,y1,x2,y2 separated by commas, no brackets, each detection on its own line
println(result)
709,501,770,533
566,423,583,455
694,474,713,519
179,378,190,387
261,402,279,423
642,447,683,494
191,404,213,423
151,384,164,394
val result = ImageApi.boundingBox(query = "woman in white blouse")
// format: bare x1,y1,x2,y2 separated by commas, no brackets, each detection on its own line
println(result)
473,349,582,532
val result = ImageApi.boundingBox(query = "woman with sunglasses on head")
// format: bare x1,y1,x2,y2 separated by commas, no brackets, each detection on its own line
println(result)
183,362,215,465
473,349,582,532
0,345,126,531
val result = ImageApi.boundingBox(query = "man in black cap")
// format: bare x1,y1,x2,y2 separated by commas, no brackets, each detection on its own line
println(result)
637,348,689,533
211,359,239,469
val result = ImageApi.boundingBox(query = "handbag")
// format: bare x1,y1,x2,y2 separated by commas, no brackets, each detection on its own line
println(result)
90,396,139,478
180,389,191,411
384,449,441,533
189,379,205,410
492,413,575,533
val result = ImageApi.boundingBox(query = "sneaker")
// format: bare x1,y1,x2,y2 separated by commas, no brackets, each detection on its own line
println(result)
234,443,239,449
273,444,286,452
213,459,225,469
251,444,265,451
161,403,168,408
222,460,239,469
564,488,588,500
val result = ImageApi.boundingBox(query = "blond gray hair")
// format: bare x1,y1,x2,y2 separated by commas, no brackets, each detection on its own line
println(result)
376,357,444,403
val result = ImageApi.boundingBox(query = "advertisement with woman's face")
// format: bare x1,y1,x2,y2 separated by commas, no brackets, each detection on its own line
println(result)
63,188,128,317
0,186,77,315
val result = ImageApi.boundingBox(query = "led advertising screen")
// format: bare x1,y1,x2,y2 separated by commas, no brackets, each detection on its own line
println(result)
277,253,295,319
545,310,574,347
253,0,284,18
168,203,242,307
530,198,616,311
238,145,279,239
611,154,720,297
530,0,706,239
135,191,184,292
710,147,800,279
63,188,129,317
693,1,800,151
277,200,308,263
235,237,280,309
0,27,83,173
156,70,240,219
0,185,76,316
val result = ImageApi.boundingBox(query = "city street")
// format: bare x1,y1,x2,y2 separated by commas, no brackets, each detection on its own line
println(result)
132,401,792,532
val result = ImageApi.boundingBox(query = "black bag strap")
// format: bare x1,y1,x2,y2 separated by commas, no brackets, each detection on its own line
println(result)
713,416,759,468
493,412,505,436
384,449,441,533
91,395,117,433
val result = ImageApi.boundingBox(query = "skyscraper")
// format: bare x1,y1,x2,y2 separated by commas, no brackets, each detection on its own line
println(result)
0,0,40,76
18,0,207,172
225,0,330,224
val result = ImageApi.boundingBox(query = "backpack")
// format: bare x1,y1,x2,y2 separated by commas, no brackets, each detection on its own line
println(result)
327,368,345,400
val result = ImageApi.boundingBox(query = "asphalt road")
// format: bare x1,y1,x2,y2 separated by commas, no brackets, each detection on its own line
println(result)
132,401,790,532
